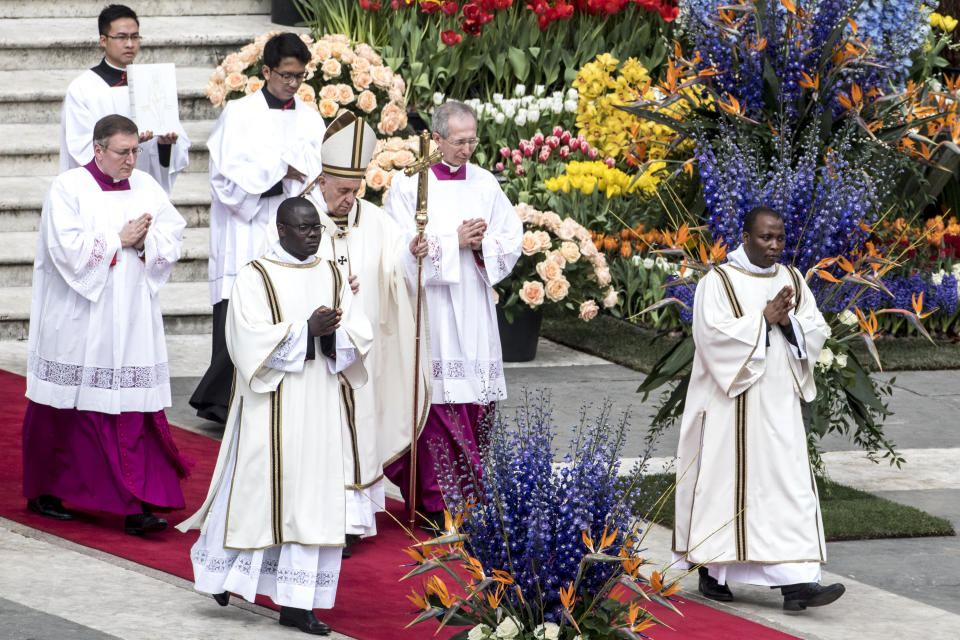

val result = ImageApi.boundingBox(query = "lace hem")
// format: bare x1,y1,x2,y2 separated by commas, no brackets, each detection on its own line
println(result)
74,233,108,292
266,329,301,370
428,235,442,281
191,548,339,588
433,359,506,404
28,352,169,390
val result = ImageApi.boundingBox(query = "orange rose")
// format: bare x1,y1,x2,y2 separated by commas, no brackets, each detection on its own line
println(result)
559,241,580,263
222,53,245,74
356,42,382,66
378,103,406,135
357,90,377,113
319,85,339,101
296,84,316,104
558,218,578,241
521,232,540,256
225,71,247,92
312,41,332,62
579,300,599,321
384,137,406,152
211,67,226,83
351,56,371,73
536,259,562,281
392,149,414,167
245,76,264,94
339,48,357,65
238,44,259,66
207,85,226,107
545,276,570,302
546,250,566,268
532,230,551,252
580,239,599,259
365,165,389,190
375,150,397,169
519,281,546,307
321,58,342,79
336,84,355,104
318,98,338,118
352,69,373,91
372,65,394,89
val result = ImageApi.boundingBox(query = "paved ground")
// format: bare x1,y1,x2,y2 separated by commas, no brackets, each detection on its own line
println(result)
2,336,959,639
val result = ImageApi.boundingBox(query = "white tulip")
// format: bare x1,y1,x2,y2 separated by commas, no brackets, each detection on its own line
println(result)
564,99,578,113
495,112,505,124
567,87,578,100
433,92,444,105
515,84,526,97
534,84,546,96
493,92,504,103
515,109,528,126
643,257,655,269
527,107,541,122
502,103,517,118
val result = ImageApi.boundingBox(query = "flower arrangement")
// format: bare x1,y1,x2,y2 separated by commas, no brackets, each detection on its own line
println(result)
403,393,685,639
360,134,437,207
205,31,408,135
498,204,615,323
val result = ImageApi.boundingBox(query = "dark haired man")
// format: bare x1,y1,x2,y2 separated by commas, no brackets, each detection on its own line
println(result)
672,207,846,613
23,115,188,536
60,4,190,194
190,32,327,424
180,197,372,636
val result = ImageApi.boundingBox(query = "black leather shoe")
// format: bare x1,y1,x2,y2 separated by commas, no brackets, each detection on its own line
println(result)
27,495,72,521
698,567,734,602
278,606,331,635
342,534,360,559
213,591,230,607
124,511,167,536
781,582,845,613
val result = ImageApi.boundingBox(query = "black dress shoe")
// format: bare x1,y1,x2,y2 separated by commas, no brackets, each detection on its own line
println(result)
278,606,331,635
124,511,167,536
213,591,230,607
698,567,734,602
781,582,845,613
342,534,360,559
27,495,72,521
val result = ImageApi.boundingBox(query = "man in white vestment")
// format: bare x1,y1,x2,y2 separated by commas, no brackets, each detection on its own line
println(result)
303,112,430,556
23,114,188,536
60,4,190,194
178,197,372,636
190,32,326,424
383,100,523,526
673,206,845,613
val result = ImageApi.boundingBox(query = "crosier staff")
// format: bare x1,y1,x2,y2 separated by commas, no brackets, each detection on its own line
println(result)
403,131,442,528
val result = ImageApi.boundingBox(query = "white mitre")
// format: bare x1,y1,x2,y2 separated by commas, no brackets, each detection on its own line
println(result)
321,111,377,178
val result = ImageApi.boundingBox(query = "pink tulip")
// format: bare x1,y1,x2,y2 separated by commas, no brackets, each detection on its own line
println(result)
552,125,563,137
588,148,598,159
538,148,551,163
517,166,526,176
569,137,581,151
605,157,615,168
523,144,534,157
545,135,560,150
500,146,511,158
560,130,571,144
559,145,570,159
531,132,545,147
495,161,505,171
513,155,523,165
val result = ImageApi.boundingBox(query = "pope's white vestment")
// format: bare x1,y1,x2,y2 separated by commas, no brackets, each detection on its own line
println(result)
206,91,326,306
60,64,190,194
673,247,829,586
179,242,373,609
304,193,431,537
384,164,523,405
26,167,185,413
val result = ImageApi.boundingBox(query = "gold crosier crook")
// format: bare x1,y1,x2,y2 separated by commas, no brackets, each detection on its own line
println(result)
404,131,442,528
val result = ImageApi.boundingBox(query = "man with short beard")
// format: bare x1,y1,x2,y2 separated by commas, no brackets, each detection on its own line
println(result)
672,206,846,613
190,32,327,424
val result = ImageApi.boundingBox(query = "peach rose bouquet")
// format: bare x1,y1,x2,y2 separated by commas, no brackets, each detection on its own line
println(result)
359,134,438,207
206,32,408,136
497,203,617,322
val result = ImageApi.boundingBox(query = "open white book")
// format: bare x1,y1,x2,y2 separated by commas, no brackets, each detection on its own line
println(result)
127,63,181,135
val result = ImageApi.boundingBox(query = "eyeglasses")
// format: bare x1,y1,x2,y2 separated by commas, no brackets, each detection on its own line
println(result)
102,146,142,158
104,33,142,42
443,137,480,147
281,223,325,234
268,68,307,84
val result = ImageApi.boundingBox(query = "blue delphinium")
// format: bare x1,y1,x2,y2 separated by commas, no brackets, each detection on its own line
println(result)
852,0,936,88
436,391,648,623
816,273,959,317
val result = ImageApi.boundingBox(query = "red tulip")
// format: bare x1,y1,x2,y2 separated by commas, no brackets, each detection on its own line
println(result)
440,30,463,46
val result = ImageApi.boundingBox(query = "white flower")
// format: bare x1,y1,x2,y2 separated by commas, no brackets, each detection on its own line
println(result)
534,84,546,96
838,309,858,326
515,109,528,126
566,87,578,100
642,257,655,269
952,262,960,277
433,92,445,105
823,323,832,338
495,617,521,639
655,256,669,270
514,84,526,97
932,269,946,286
564,99,578,113
817,346,834,369
552,98,563,113
493,92,504,103
502,102,517,118
495,112,505,124
467,623,494,640
475,103,486,117
533,622,561,640
521,95,535,106
834,352,848,368
527,107,541,122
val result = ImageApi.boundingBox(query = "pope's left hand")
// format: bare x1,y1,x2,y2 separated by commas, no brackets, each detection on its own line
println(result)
349,274,359,295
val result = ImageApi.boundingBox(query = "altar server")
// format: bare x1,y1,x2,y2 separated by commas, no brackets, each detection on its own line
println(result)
304,112,430,555
673,207,846,613
190,32,326,423
60,4,190,194
23,114,187,536
179,197,372,636
383,100,523,524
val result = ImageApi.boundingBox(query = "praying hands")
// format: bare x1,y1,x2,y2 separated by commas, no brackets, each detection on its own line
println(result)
763,285,795,326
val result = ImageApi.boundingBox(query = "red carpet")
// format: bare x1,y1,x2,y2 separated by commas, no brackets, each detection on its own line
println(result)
0,369,798,639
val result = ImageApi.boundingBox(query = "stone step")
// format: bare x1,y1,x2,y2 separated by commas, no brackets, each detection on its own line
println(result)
0,171,212,232
0,14,290,70
0,0,270,18
0,280,212,341
0,66,220,125
0,227,210,287
0,120,216,177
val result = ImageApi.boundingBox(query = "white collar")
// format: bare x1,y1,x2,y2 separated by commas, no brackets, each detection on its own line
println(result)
104,59,127,71
726,244,777,274
442,160,462,171
267,241,314,265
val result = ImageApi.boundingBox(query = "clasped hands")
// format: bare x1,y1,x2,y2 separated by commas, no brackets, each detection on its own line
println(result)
308,306,341,337
119,213,152,250
764,285,795,326
139,130,179,145
407,218,487,258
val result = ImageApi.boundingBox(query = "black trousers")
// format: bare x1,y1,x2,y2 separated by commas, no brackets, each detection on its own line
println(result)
188,300,233,424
